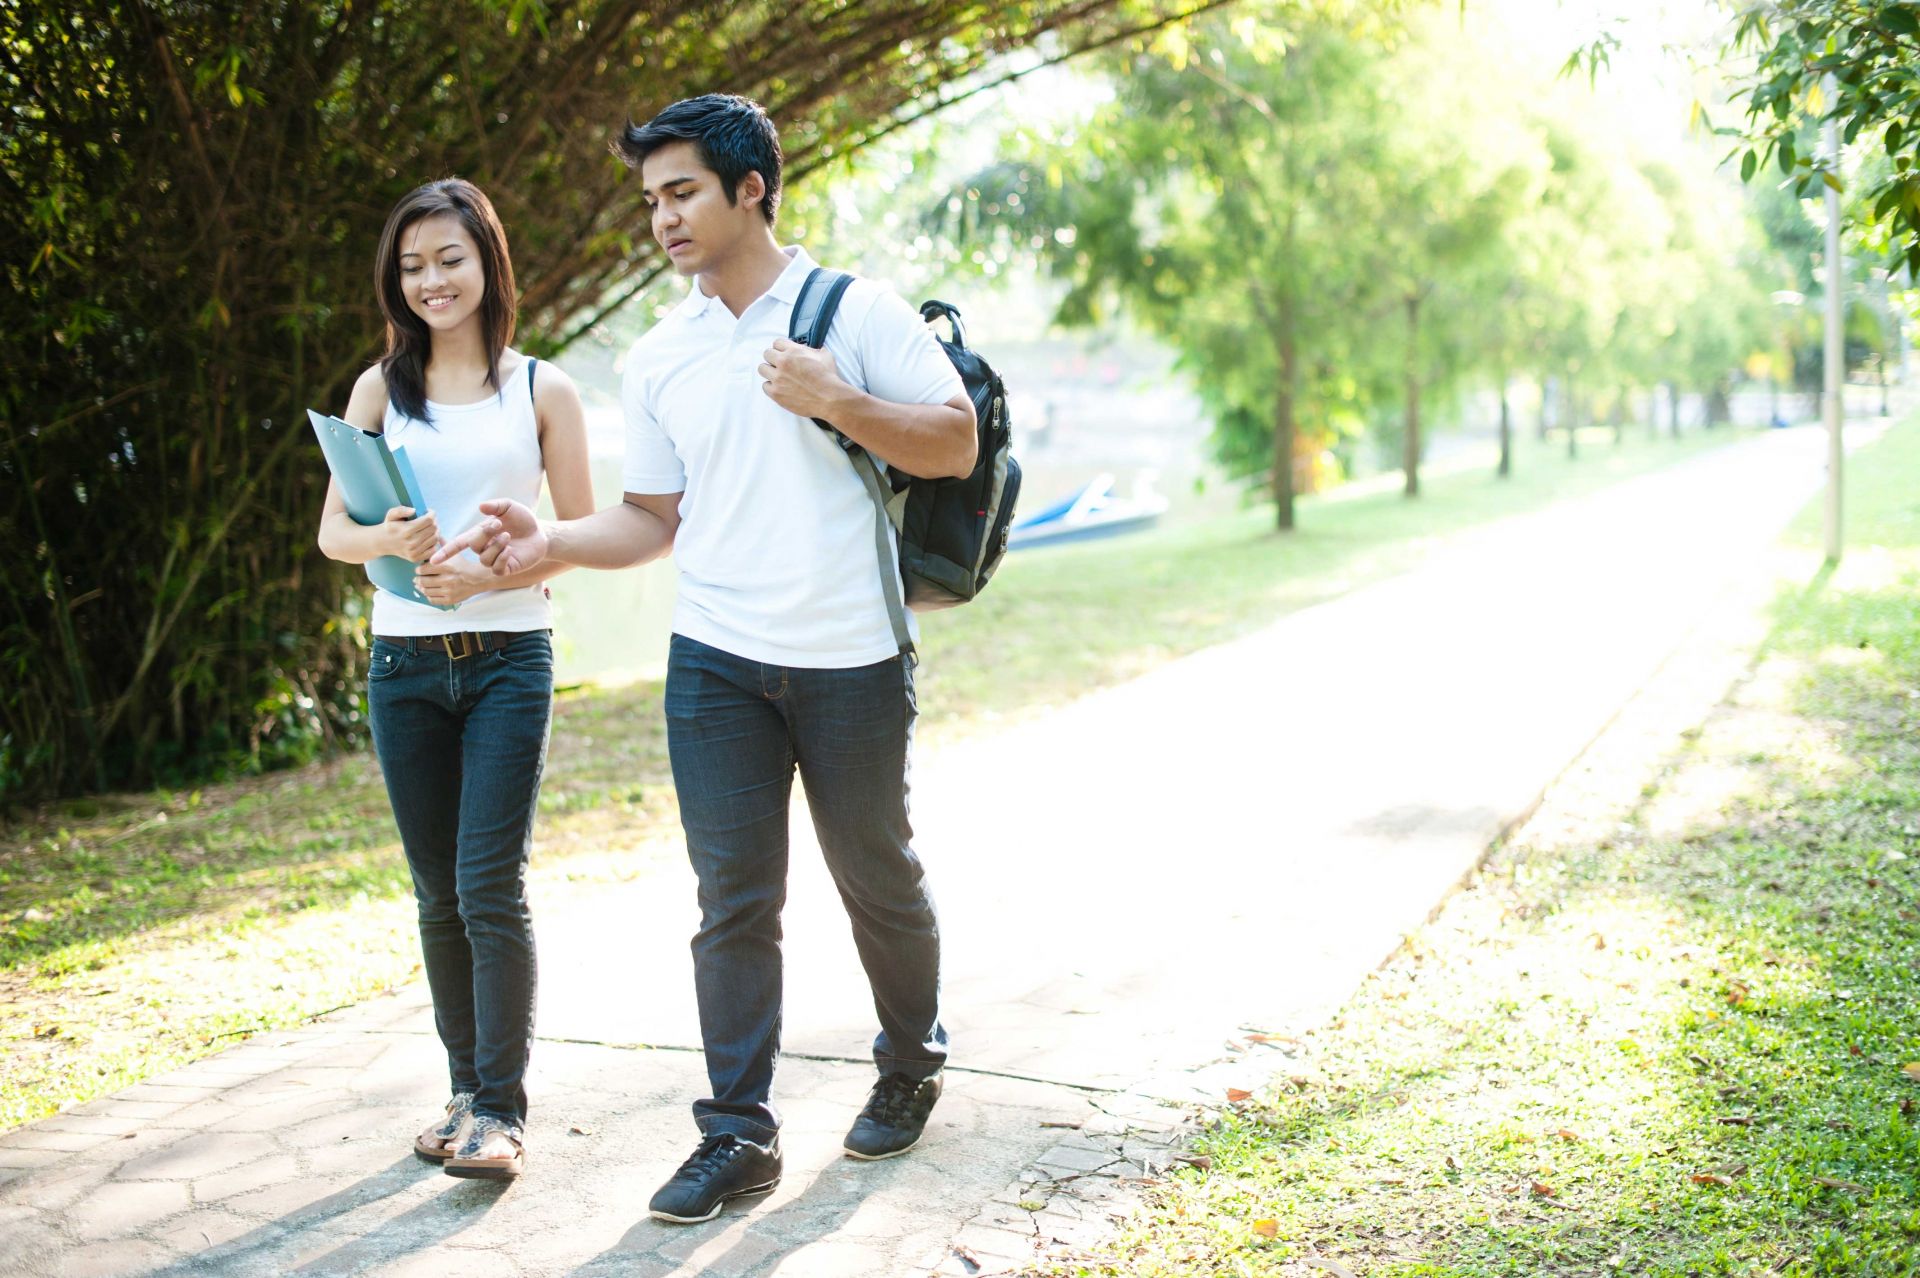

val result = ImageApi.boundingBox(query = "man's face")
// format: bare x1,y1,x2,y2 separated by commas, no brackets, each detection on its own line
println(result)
640,140,762,277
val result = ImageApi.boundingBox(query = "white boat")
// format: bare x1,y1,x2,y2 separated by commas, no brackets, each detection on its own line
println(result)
1007,472,1169,549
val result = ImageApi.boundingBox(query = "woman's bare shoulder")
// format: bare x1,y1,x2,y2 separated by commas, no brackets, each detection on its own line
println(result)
343,363,390,432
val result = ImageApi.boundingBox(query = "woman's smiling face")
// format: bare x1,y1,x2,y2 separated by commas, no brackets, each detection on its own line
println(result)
399,213,486,332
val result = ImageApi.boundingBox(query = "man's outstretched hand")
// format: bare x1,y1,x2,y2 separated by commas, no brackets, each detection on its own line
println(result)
432,498,550,576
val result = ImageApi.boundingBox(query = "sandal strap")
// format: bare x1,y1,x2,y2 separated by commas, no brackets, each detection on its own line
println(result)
430,1092,476,1141
455,1112,524,1158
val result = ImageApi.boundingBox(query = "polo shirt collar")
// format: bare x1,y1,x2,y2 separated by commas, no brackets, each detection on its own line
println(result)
679,245,819,321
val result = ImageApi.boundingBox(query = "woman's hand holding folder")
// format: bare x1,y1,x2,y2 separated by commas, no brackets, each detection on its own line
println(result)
378,506,443,563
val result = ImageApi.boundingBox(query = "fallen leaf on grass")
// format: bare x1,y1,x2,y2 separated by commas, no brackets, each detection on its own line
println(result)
1302,1258,1359,1278
1376,1174,1406,1186
1901,1063,1920,1083
1225,1088,1253,1103
1174,1154,1212,1171
1555,1129,1581,1143
1690,1173,1736,1187
1250,1218,1278,1239
1812,1176,1867,1193
1531,1181,1556,1197
1713,1115,1755,1127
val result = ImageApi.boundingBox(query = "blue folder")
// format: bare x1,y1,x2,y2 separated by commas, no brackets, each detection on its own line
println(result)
307,409,449,610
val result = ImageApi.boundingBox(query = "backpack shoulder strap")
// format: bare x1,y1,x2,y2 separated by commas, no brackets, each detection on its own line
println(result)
789,267,915,662
789,268,856,351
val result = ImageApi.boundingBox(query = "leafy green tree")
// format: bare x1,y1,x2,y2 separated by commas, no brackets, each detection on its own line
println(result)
1,0,1224,801
1719,0,1920,288
937,10,1418,529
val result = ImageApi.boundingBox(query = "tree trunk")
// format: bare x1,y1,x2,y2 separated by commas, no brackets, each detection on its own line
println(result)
1566,370,1579,460
1273,325,1298,532
1403,292,1421,498
1668,381,1681,438
1536,377,1552,442
1611,387,1625,446
1497,375,1512,479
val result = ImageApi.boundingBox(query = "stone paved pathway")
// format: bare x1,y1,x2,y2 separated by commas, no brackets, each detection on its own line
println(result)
0,424,1866,1277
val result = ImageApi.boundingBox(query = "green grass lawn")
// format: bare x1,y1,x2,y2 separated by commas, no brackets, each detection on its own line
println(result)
1033,414,1920,1277
0,424,1746,1132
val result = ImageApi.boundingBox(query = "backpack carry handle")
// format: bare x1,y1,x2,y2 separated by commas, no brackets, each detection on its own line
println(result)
920,300,967,350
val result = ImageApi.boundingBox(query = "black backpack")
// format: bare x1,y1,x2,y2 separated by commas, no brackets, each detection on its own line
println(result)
789,268,1021,659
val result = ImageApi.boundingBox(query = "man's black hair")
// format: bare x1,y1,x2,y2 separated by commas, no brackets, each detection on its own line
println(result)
614,94,782,226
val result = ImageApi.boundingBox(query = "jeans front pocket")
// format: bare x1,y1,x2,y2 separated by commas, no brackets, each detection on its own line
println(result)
368,642,408,681
493,631,553,674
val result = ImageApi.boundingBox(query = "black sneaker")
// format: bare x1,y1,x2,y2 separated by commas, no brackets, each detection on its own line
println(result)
648,1133,782,1224
843,1071,943,1161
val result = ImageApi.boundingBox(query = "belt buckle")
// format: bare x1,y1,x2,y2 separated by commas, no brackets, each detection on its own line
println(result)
447,631,474,661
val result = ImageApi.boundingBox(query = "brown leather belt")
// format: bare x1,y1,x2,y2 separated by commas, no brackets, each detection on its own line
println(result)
374,630,543,660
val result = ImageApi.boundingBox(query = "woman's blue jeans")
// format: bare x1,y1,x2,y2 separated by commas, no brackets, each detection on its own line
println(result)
666,634,949,1142
367,630,552,1125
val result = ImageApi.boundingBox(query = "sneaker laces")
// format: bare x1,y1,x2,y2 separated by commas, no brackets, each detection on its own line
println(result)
861,1073,926,1126
672,1133,747,1185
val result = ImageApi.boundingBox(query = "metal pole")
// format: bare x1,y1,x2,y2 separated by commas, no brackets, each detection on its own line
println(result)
1823,79,1844,565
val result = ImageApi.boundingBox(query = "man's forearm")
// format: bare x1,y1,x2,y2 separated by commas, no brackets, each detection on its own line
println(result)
549,500,676,570
824,391,976,480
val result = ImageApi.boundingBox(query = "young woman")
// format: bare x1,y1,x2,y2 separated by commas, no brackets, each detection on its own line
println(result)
317,178,592,1180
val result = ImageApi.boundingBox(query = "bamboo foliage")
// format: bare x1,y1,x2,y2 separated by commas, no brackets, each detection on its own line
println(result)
0,0,1215,801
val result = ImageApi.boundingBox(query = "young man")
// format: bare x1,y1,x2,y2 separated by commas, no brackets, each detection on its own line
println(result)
437,93,973,1223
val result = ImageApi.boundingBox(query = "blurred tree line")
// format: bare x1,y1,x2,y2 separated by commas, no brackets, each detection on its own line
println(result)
930,5,1908,528
1,0,1225,803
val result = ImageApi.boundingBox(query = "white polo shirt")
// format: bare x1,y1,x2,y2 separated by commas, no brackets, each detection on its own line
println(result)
622,246,965,668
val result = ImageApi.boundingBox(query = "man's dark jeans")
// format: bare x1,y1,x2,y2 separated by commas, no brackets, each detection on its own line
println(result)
666,634,948,1142
368,630,552,1125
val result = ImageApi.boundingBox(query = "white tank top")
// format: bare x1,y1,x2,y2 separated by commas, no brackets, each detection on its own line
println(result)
370,355,552,636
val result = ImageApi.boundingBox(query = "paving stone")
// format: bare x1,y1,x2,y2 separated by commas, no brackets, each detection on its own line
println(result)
1033,1210,1109,1249
66,1179,191,1241
299,1133,408,1178
1033,1143,1120,1175
159,1061,277,1085
192,1153,303,1203
953,1221,1039,1258
87,1100,187,1121
765,1240,898,1276
157,1207,259,1253
206,1095,338,1134
368,1248,521,1278
116,1132,277,1182
0,1147,66,1170
44,1239,176,1278
114,1084,223,1104
0,1158,109,1211
1,1129,111,1154
648,1220,793,1271
217,1173,362,1221
32,1114,146,1138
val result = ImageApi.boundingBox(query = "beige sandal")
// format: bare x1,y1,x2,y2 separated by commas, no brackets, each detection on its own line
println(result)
444,1113,526,1180
413,1092,475,1163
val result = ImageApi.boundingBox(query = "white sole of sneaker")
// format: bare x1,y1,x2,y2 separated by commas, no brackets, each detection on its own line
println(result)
842,1136,921,1162
648,1179,779,1224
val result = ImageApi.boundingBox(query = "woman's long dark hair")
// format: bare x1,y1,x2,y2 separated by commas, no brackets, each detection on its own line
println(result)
373,178,517,423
